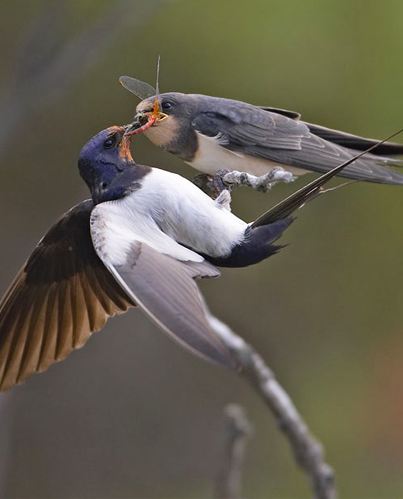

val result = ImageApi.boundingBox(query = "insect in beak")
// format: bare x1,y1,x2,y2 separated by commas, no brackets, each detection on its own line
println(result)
150,95,169,123
124,56,167,137
124,97,168,137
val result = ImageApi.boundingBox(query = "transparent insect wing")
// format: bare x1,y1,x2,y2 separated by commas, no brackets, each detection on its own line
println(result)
119,76,156,99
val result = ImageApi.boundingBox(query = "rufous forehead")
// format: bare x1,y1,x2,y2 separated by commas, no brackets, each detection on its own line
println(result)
106,125,125,134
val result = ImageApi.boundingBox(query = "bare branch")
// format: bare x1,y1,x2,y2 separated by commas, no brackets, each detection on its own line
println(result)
215,404,253,499
209,316,337,499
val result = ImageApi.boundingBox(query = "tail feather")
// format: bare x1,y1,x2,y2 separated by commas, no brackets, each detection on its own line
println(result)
336,152,403,185
374,156,403,168
306,122,403,157
253,128,403,228
208,129,403,269
290,137,403,185
204,218,294,268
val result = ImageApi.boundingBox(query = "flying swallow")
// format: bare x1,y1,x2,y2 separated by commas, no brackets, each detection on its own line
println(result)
120,76,403,185
0,126,396,391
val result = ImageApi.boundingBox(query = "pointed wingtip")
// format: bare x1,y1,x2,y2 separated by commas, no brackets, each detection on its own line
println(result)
252,127,403,228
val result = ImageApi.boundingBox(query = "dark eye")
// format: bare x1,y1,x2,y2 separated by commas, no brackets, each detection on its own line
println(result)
103,135,117,149
101,182,108,190
161,101,173,111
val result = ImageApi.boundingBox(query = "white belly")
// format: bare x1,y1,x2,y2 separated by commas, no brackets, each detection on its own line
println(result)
95,169,247,261
188,132,307,177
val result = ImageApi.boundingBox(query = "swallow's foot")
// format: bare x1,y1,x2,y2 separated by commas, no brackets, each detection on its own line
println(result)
264,167,295,186
193,171,231,198
221,167,295,192
193,168,294,197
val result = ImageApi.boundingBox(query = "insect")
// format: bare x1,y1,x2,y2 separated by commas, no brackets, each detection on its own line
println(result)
121,56,167,136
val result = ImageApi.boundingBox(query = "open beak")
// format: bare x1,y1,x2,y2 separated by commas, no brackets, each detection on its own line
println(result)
124,110,168,137
124,113,148,135
118,133,134,161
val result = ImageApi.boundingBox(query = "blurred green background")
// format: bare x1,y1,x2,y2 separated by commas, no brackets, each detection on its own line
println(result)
1,1,403,498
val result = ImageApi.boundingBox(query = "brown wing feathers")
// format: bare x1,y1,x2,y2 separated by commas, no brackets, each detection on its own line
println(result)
0,201,134,391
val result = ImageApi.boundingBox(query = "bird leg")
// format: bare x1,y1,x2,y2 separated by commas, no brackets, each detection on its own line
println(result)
221,167,295,192
193,168,295,198
193,172,229,198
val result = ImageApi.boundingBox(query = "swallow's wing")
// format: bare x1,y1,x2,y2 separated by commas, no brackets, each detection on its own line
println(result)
253,129,403,227
192,104,309,151
90,208,237,370
0,200,133,391
192,104,403,184
257,107,403,156
259,106,301,120
302,122,403,156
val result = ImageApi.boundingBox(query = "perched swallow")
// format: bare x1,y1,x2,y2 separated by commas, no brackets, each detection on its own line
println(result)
0,126,392,391
120,76,403,185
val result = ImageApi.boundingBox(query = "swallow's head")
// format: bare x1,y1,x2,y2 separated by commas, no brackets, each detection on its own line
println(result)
136,92,195,119
78,126,146,204
130,93,199,153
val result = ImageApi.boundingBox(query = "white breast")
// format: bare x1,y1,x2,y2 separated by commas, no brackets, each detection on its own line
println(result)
136,169,247,257
91,168,247,265
188,132,307,176
91,199,204,267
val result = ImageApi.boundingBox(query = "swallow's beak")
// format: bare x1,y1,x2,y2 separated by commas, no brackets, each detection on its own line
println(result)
124,109,168,137
124,113,149,134
153,111,168,122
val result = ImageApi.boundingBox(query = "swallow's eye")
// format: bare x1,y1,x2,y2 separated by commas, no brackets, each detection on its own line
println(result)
161,101,173,111
101,182,108,190
103,135,117,149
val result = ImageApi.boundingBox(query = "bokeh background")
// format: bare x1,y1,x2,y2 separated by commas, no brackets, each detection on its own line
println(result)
1,1,403,498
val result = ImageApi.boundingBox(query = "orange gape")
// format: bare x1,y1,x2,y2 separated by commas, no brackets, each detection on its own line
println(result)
126,95,164,136
119,135,134,161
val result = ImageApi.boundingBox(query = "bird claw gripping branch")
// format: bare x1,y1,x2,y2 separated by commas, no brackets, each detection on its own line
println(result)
194,168,296,199
221,168,295,192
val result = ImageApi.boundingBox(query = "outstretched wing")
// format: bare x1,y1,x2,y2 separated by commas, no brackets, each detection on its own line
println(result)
192,101,403,184
0,200,133,391
90,207,238,370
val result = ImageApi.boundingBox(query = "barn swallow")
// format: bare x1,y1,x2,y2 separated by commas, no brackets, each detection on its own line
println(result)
0,126,396,391
120,76,403,185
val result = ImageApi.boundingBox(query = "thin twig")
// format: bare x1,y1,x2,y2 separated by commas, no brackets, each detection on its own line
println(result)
209,316,337,499
215,404,253,499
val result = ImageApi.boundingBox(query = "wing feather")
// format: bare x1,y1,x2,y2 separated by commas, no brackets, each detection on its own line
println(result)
90,206,238,370
192,102,403,184
192,105,308,151
0,200,134,391
108,244,237,369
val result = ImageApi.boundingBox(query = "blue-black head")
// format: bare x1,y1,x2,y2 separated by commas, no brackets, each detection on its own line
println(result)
78,126,150,204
